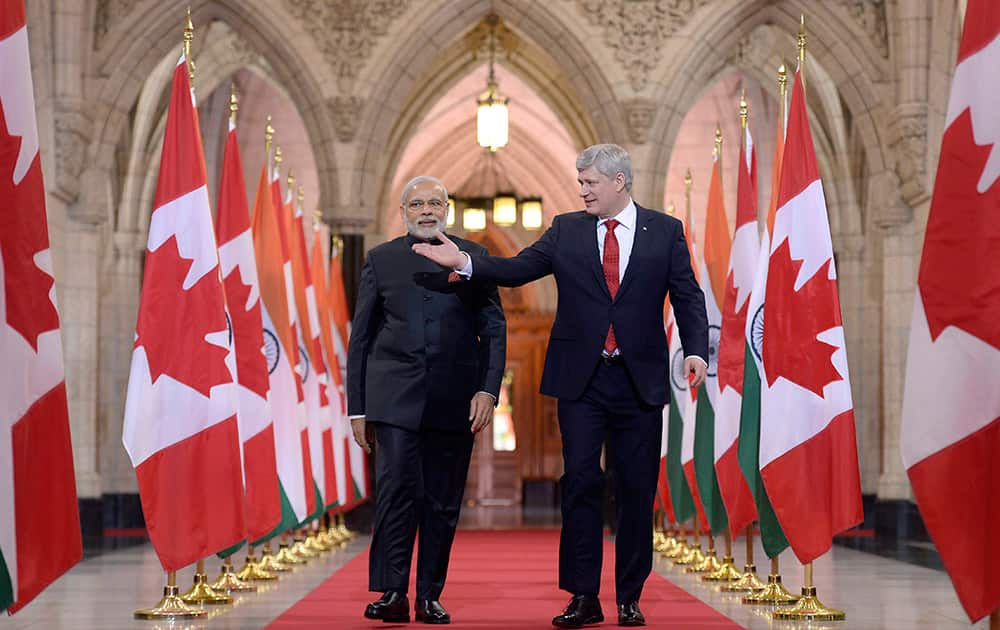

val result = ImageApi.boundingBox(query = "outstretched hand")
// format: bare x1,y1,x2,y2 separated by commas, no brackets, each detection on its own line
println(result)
411,230,465,269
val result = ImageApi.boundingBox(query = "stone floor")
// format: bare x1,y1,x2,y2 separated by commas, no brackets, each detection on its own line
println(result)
5,507,989,629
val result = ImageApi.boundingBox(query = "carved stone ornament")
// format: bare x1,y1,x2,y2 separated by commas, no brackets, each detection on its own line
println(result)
735,23,776,68
837,0,889,59
623,98,657,144
94,0,140,49
53,107,90,203
871,170,912,229
328,95,363,143
889,103,928,207
284,0,409,91
573,0,710,92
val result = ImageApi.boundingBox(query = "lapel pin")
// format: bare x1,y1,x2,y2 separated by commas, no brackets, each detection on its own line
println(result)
642,226,647,231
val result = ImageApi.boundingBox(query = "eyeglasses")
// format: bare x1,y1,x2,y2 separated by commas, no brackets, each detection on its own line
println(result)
406,198,446,212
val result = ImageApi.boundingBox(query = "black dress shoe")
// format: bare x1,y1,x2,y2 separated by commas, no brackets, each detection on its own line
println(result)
364,591,410,623
552,594,604,628
617,601,645,626
415,599,450,624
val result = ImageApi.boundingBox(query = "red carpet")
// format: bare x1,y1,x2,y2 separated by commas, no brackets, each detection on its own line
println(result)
267,530,742,628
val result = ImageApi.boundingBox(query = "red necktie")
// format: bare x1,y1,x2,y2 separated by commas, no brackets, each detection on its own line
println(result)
603,219,620,354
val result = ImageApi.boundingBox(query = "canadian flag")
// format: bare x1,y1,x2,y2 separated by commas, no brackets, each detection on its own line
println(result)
714,121,759,538
285,190,334,515
214,114,281,543
758,69,862,564
1,0,82,612
121,56,245,570
901,1,1000,622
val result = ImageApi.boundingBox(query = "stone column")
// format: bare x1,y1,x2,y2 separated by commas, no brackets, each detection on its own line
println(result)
97,230,146,494
874,175,919,501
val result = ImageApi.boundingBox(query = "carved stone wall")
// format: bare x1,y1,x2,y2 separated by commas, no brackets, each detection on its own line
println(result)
572,0,711,92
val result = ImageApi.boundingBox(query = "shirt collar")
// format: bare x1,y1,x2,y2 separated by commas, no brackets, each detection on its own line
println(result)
598,199,636,231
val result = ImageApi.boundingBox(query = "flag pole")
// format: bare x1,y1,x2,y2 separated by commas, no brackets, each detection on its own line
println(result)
132,12,212,620
722,92,765,593
705,530,744,582
690,131,725,577
768,17,846,622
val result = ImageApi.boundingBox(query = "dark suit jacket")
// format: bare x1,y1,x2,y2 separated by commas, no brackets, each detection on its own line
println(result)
347,234,506,432
470,205,707,406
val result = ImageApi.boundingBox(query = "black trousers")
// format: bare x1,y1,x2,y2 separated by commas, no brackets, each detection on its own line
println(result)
557,360,662,604
369,422,474,600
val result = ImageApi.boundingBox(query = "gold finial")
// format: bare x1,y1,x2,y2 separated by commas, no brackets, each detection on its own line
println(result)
739,89,748,130
778,61,788,97
298,185,305,204
683,168,693,222
713,124,722,160
286,170,295,191
229,84,238,126
332,235,344,257
183,7,195,82
666,201,676,217
264,116,274,154
797,15,807,77
274,146,283,166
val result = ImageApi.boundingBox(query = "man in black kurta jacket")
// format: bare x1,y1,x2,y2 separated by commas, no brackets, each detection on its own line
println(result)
347,176,506,625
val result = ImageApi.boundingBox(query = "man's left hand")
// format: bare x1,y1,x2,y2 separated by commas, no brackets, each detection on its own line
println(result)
469,392,495,433
685,356,707,389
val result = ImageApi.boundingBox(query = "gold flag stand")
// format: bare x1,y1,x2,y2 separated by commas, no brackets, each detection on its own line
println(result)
235,545,278,581
721,524,766,592
290,528,320,559
258,540,293,573
688,531,722,574
134,571,207,620
703,530,743,582
180,558,232,605
772,561,845,621
211,555,257,593
663,522,689,559
674,517,706,566
742,556,800,605
323,513,348,546
336,513,356,540
305,521,333,553
653,513,670,553
275,532,308,565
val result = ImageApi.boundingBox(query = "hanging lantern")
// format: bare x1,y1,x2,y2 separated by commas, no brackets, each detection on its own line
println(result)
492,193,517,226
463,197,487,231
520,198,543,229
447,198,456,227
477,82,509,151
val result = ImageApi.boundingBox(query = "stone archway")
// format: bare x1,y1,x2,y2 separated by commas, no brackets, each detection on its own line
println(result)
344,0,629,233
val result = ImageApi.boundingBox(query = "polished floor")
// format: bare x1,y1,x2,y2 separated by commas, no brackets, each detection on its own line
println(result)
5,508,989,629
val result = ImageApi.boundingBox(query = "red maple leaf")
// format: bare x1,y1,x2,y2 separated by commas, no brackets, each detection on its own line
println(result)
0,101,60,350
762,240,843,397
919,109,1000,350
223,269,269,399
717,272,749,394
135,236,230,397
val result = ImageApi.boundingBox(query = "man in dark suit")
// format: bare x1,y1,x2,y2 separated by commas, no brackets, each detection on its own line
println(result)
413,144,708,628
347,176,507,625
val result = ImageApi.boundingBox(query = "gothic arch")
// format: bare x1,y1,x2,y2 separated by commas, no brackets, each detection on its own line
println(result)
348,0,628,232
645,0,895,241
84,0,338,233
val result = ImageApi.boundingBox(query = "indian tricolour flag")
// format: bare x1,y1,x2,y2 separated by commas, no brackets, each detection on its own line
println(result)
251,161,309,541
901,2,1000,622
692,145,730,535
1,0,82,611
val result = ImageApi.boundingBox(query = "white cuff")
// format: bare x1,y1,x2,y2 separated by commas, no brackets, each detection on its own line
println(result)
685,355,708,368
456,251,473,277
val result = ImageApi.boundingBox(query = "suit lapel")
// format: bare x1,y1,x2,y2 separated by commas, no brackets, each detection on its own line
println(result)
584,214,611,300
616,205,651,301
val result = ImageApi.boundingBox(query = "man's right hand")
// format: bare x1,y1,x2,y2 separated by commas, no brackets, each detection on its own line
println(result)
351,418,376,454
411,230,465,269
